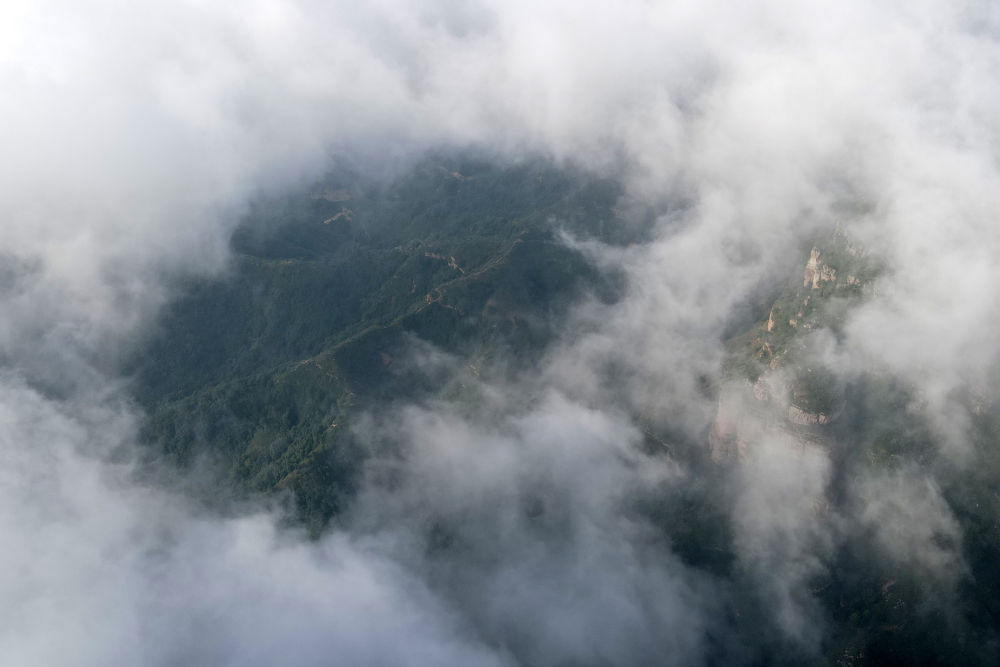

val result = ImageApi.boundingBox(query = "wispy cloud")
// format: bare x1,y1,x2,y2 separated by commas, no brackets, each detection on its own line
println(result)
2,0,999,663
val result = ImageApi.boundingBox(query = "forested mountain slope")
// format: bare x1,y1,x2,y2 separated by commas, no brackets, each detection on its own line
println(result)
131,157,632,531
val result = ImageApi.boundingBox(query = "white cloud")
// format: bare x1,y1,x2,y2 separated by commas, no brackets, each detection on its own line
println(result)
2,0,1000,662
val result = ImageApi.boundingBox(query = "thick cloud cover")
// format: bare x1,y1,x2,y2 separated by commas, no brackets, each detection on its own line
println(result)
3,0,1000,664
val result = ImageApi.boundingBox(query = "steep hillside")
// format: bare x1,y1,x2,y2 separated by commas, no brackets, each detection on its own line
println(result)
131,157,632,531
713,232,1000,664
713,229,882,458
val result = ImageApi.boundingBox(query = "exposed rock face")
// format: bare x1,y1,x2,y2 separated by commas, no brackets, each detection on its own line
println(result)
424,252,465,273
709,378,831,461
314,188,352,202
788,405,829,425
712,234,878,461
752,376,771,401
322,207,353,224
803,248,820,287
803,247,837,289
709,383,759,461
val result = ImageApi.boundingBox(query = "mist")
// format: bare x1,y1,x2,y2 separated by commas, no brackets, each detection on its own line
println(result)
3,0,1000,664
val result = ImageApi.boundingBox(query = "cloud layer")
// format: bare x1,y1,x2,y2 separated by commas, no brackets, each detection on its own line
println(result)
2,0,1000,664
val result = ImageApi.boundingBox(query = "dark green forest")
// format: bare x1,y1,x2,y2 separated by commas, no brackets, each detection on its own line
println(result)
132,157,632,531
